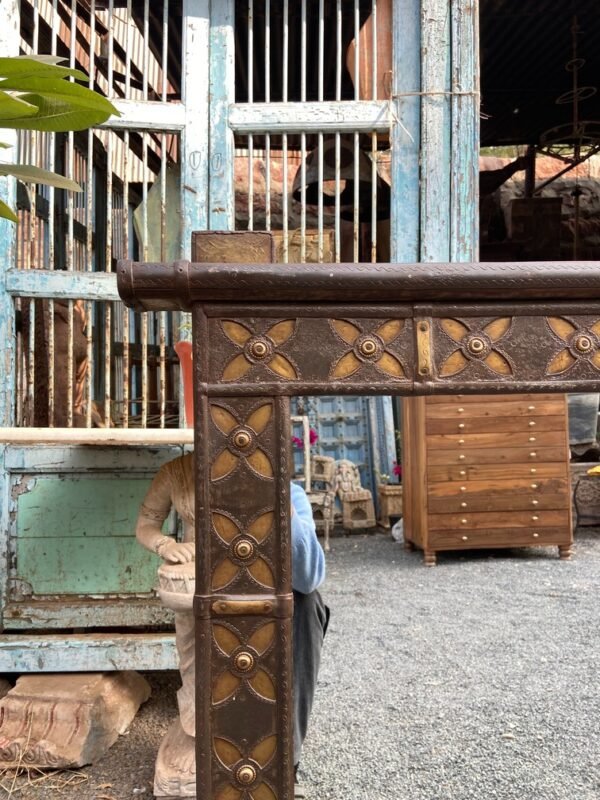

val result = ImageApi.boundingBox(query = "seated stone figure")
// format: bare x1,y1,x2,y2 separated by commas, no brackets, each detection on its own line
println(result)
136,452,328,799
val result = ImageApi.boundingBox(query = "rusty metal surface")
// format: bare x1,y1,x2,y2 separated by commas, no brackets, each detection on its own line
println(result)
118,255,600,800
117,260,600,310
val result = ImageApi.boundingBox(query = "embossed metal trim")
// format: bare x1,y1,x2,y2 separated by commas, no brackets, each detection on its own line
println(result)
118,260,600,311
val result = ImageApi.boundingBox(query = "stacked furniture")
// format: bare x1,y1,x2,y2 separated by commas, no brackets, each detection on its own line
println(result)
402,394,573,565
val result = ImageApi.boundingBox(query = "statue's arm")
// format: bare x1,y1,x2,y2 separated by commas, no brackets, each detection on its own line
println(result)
136,465,194,563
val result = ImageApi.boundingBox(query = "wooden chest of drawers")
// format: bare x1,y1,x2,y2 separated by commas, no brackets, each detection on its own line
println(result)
402,394,573,566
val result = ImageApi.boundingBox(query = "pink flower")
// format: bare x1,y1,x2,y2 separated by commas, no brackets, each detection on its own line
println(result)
393,462,402,479
291,436,303,449
309,428,319,445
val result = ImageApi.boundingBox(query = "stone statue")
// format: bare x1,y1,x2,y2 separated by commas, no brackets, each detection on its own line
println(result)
136,452,197,798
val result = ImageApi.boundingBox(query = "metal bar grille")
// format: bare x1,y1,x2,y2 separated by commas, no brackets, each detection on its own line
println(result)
233,1,391,267
15,0,182,429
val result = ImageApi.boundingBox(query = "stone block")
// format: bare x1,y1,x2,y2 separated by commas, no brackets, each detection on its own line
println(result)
0,671,150,768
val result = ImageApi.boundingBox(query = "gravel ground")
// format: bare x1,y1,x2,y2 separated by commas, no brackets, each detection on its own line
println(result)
3,529,600,800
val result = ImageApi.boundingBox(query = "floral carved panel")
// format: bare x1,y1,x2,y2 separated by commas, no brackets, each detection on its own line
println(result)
206,313,415,391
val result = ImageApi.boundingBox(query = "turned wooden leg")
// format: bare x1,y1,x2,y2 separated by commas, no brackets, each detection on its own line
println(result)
558,544,573,560
423,549,437,567
403,539,415,552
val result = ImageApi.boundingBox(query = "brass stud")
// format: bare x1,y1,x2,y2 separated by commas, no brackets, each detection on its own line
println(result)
237,765,257,786
233,430,252,449
234,539,254,560
359,338,378,357
250,340,268,358
235,651,255,673
575,334,593,353
467,337,486,355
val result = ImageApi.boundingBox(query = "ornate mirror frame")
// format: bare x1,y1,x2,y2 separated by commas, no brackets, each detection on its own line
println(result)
119,257,600,799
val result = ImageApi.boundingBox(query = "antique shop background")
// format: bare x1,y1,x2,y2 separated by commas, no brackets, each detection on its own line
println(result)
0,0,423,672
2,1,598,671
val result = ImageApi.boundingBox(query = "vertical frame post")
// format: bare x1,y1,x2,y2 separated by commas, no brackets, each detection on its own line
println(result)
181,0,211,254
194,304,294,799
209,0,236,230
451,0,480,262
0,0,19,636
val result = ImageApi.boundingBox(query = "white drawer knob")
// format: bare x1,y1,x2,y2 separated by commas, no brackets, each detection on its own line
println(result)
461,535,468,541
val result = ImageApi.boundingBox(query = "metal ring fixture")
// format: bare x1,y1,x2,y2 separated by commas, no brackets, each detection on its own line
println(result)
467,336,486,355
234,539,255,560
359,337,378,357
575,334,593,353
234,651,255,673
236,765,257,786
233,429,252,449
250,340,269,359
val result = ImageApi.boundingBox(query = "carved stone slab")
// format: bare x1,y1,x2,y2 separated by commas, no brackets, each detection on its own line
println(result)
0,672,150,768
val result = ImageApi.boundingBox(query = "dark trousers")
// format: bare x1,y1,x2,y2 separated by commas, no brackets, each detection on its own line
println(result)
293,589,329,765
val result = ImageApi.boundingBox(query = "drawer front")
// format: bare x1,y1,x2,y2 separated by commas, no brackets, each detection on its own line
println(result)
426,415,566,436
426,430,566,450
428,509,571,530
427,463,568,482
428,527,571,550
425,394,563,404
428,490,569,514
425,400,566,419
427,446,566,466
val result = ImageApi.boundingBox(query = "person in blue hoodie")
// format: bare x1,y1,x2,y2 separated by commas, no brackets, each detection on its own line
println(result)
136,452,327,796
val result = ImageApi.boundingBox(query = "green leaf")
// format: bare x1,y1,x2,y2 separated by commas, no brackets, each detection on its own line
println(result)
0,56,89,83
0,197,18,223
2,92,117,132
0,163,81,191
0,90,38,121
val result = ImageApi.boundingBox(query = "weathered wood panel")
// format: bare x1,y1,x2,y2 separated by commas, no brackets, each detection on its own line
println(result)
0,633,177,672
